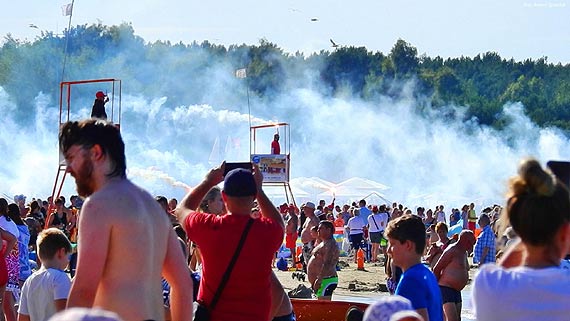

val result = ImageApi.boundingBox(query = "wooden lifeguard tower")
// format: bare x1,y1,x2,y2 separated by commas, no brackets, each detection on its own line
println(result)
249,122,296,207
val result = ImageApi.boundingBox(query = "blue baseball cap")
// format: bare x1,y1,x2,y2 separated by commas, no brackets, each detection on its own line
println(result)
223,168,257,197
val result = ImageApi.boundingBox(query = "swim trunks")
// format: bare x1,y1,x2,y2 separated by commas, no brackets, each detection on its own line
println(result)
286,233,297,249
440,285,462,303
316,276,338,297
272,311,296,321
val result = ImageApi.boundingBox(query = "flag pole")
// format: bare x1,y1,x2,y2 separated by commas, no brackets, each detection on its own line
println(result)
246,69,252,155
60,0,74,83
235,67,251,155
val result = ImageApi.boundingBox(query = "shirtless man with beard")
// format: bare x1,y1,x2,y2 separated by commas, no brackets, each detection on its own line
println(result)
60,119,192,321
307,221,339,300
432,230,476,321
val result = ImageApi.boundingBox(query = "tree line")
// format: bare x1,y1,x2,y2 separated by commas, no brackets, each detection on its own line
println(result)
1,22,569,131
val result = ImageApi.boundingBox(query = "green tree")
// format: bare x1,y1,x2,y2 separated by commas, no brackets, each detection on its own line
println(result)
389,39,419,77
321,46,373,95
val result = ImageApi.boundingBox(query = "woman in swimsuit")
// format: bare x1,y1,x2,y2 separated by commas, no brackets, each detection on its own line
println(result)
0,226,16,321
7,204,31,286
0,199,18,321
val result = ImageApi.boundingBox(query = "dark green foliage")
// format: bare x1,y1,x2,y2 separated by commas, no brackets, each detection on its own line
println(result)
1,23,570,130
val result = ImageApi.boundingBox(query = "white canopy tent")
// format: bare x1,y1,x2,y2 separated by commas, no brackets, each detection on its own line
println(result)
286,176,391,205
336,177,389,191
264,184,311,206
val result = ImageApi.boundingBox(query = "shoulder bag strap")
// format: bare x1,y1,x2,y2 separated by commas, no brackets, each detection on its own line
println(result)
209,218,254,310
370,214,380,231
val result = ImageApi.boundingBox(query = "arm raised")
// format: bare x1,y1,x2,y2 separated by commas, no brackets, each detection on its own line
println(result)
176,162,225,226
253,164,284,231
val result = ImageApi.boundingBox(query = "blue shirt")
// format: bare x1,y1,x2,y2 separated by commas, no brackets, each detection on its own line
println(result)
395,263,443,321
358,206,372,224
473,225,496,265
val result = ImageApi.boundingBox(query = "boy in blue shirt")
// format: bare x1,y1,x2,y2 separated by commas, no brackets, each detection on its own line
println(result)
385,214,443,321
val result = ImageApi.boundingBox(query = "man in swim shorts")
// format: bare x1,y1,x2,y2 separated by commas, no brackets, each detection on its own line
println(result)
285,207,299,267
433,230,476,321
307,221,340,300
300,202,319,271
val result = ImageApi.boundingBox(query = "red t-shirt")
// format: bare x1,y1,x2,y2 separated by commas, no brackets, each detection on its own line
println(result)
271,140,280,154
184,212,283,321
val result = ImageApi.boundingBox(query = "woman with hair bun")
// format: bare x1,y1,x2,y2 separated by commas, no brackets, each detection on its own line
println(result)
473,158,570,321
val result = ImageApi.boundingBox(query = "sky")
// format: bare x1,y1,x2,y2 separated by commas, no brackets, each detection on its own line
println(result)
2,0,570,63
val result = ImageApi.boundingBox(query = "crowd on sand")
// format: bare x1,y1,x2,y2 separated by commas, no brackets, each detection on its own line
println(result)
1,118,569,321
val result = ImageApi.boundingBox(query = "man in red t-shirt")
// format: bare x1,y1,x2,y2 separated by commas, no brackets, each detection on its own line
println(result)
271,134,281,154
176,163,285,321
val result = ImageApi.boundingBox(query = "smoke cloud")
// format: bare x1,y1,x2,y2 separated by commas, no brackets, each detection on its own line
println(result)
1,42,569,211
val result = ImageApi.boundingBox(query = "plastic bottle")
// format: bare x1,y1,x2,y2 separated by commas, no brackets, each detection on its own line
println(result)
357,248,365,270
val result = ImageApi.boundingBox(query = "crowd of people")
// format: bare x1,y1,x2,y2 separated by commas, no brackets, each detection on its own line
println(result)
1,118,569,321
274,196,503,321
281,158,570,321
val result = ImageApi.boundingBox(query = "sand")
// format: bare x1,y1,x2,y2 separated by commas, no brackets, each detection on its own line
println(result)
275,258,391,299
274,257,479,320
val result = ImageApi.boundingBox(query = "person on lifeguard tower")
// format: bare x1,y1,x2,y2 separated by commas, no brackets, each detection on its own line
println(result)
91,91,109,119
271,133,280,154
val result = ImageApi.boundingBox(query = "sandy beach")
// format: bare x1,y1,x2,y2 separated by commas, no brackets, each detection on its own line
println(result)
274,257,478,321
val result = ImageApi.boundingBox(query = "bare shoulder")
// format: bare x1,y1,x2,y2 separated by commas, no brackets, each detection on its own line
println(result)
326,239,340,254
83,179,164,223
441,245,462,262
310,216,320,226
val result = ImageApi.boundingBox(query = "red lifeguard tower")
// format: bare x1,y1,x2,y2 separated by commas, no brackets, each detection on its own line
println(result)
250,122,296,207
51,78,122,203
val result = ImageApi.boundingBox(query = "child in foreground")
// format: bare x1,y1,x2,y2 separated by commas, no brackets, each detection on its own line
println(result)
385,214,443,321
18,228,72,321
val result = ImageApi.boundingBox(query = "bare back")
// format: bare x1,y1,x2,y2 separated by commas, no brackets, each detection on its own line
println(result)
434,245,470,291
68,179,188,321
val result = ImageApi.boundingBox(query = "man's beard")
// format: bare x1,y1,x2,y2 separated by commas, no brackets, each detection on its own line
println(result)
73,159,94,197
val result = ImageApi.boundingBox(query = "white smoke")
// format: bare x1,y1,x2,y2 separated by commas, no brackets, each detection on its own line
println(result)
1,75,569,210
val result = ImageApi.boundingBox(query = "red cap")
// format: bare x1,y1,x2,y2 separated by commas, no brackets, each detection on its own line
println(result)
96,91,106,99
372,205,379,212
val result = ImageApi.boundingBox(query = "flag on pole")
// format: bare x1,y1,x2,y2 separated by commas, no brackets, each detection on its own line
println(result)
62,3,73,16
235,68,247,79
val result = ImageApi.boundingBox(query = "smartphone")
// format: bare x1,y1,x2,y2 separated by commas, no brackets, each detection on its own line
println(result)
547,160,570,188
223,162,253,176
